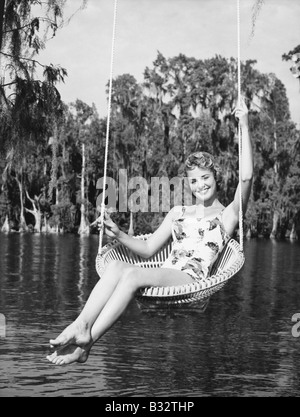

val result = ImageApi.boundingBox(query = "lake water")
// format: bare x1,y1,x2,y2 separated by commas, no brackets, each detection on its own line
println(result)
0,233,300,397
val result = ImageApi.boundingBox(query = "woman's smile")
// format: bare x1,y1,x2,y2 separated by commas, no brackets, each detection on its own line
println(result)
194,187,213,200
195,186,210,195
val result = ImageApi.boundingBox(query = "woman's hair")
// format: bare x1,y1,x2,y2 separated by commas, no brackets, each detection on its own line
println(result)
185,151,221,187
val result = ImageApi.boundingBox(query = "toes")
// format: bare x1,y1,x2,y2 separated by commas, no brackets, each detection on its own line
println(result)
46,351,58,362
46,355,57,364
57,357,67,366
52,355,63,365
53,356,65,366
46,345,85,366
49,336,66,347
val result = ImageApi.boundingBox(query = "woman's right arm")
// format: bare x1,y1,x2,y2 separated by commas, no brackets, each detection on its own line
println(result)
103,208,176,259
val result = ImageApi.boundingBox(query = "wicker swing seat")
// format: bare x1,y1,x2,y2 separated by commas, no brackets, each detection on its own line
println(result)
96,235,245,309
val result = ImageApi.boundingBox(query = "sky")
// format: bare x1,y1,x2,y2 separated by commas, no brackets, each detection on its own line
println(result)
38,0,300,126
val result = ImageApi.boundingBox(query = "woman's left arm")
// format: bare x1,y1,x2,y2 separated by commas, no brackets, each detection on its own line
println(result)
223,99,254,235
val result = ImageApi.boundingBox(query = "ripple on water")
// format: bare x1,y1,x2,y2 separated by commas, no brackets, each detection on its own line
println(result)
1,236,300,397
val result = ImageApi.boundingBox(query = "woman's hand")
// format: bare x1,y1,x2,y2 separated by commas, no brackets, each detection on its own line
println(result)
233,97,249,129
99,211,121,239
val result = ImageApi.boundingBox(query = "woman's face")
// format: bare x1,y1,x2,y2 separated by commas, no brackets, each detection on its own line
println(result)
187,167,217,204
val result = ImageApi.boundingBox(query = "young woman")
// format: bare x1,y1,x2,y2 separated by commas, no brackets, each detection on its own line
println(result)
47,99,253,366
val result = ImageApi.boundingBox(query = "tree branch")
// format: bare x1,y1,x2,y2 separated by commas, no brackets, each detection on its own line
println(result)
0,51,46,68
1,81,17,88
3,17,58,34
26,190,35,206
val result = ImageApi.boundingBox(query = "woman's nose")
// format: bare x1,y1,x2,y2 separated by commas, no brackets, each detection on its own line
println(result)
194,179,204,188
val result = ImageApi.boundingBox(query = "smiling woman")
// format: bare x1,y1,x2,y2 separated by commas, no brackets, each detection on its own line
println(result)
46,98,252,366
46,0,253,366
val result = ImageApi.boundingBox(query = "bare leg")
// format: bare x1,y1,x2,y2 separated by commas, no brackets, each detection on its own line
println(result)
90,266,193,342
47,265,193,365
49,261,128,349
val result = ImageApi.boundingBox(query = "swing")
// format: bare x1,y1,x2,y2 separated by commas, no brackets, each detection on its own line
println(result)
96,235,244,307
95,0,245,307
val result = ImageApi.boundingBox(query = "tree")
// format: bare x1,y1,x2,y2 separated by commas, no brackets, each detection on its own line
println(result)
1,44,299,238
0,0,69,143
67,100,100,235
0,0,87,231
252,74,296,238
282,45,300,82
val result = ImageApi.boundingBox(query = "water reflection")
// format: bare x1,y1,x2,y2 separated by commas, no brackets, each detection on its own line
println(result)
77,236,95,309
0,235,300,397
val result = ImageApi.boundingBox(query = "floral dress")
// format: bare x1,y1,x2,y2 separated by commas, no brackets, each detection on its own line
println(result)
161,207,230,281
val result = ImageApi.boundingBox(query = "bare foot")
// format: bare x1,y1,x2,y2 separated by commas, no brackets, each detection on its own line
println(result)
46,344,90,366
49,320,91,349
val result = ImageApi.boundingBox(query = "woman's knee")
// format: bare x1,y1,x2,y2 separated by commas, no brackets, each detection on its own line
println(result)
103,260,129,279
119,266,140,291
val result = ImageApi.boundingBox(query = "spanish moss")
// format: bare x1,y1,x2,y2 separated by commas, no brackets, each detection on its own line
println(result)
249,0,265,43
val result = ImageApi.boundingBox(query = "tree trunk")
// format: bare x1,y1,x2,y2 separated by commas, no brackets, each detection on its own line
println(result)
270,116,279,240
290,222,298,241
1,215,10,233
270,210,279,239
25,192,42,233
62,141,66,179
41,217,50,234
25,208,42,233
16,175,28,233
273,117,278,175
43,161,47,202
55,186,59,205
78,142,90,235
182,126,187,163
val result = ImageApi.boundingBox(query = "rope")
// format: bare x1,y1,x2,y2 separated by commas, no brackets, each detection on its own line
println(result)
98,0,118,255
237,0,244,251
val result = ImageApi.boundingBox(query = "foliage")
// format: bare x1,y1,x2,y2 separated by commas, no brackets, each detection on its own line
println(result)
282,45,300,82
249,0,265,42
0,45,300,238
0,0,89,231
0,0,69,149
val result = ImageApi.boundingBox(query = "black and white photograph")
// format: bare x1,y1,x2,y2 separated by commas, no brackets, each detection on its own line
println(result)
0,0,300,399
